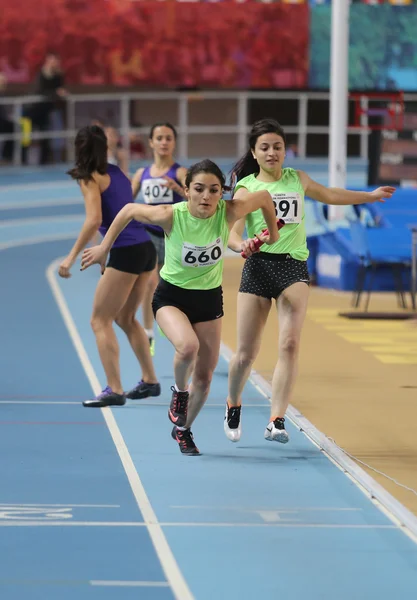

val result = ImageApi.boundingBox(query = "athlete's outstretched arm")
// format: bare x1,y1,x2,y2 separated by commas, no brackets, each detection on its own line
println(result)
80,204,172,272
131,167,144,199
228,217,246,253
227,188,279,245
58,179,102,278
297,170,395,205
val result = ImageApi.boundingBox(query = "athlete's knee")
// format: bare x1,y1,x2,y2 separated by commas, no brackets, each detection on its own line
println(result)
176,339,199,363
115,312,136,333
279,333,300,357
234,348,257,371
90,314,112,333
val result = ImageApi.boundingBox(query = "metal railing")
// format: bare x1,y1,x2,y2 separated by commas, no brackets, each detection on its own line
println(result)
1,90,416,166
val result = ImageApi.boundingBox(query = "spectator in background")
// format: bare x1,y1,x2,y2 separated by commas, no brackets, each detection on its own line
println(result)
105,125,129,176
0,72,14,163
26,51,68,164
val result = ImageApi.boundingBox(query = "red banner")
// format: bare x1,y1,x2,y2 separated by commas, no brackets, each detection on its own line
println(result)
0,0,309,88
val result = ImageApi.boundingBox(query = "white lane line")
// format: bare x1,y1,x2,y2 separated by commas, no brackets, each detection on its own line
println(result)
0,181,74,193
0,401,80,405
220,342,417,543
46,257,194,600
90,581,169,587
0,197,82,211
170,505,363,512
0,400,270,407
0,215,83,228
0,233,77,251
0,503,120,508
0,521,397,529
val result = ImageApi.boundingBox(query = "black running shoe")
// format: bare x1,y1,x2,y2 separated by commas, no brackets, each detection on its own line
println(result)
168,386,189,427
171,427,201,456
126,380,161,400
83,386,126,408
224,404,241,442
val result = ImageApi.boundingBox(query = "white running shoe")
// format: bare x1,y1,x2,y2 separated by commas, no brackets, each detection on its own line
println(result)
224,404,242,442
264,417,289,444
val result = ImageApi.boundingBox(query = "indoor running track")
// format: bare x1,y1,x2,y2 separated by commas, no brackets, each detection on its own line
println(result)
1,168,417,600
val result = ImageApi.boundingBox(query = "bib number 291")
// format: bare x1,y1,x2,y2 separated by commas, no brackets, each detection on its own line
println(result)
272,193,302,224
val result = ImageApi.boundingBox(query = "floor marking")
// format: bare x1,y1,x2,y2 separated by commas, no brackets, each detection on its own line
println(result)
0,521,397,529
0,579,168,588
0,507,73,521
0,401,80,405
0,233,77,252
171,505,363,512
219,343,417,543
90,581,169,587
0,181,74,193
0,197,82,211
0,400,270,408
307,310,417,365
0,503,120,507
47,258,194,600
0,215,83,228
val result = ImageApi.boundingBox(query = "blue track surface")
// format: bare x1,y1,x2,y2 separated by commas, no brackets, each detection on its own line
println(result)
1,164,417,600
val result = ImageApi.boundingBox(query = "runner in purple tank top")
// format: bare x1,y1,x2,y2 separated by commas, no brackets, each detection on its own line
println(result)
131,122,187,357
58,125,161,408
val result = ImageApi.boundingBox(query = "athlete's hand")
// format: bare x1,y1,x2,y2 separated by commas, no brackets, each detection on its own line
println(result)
240,236,263,258
161,176,183,195
263,227,280,245
80,245,108,274
58,256,74,279
368,186,396,203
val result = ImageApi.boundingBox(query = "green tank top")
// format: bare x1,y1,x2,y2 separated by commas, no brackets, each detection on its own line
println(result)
235,168,309,260
160,199,230,290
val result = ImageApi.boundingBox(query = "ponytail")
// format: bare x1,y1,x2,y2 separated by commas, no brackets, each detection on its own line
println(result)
67,125,108,183
230,150,259,187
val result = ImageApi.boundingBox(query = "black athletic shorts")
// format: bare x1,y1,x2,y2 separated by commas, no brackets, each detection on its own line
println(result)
147,229,165,266
239,253,310,300
152,278,223,324
107,241,156,275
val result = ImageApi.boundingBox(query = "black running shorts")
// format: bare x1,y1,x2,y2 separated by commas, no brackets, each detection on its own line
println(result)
239,253,310,300
107,241,156,275
152,278,224,324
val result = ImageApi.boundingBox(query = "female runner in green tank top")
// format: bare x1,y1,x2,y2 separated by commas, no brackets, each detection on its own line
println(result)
81,159,279,456
225,119,395,445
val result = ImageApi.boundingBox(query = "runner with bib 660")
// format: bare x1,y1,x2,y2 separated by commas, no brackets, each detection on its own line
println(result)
225,118,395,445
81,159,279,456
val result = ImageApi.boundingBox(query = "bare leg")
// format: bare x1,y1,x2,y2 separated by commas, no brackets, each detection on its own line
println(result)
186,318,222,427
142,264,159,331
270,282,309,418
156,306,199,390
227,292,271,407
90,268,138,394
115,271,158,384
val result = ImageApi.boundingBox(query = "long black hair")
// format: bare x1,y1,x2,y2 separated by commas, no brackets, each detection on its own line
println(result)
230,119,286,186
67,125,108,182
149,122,178,140
185,159,230,191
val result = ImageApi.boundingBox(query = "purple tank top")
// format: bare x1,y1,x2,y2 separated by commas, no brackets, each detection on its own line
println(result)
99,164,149,248
140,162,184,236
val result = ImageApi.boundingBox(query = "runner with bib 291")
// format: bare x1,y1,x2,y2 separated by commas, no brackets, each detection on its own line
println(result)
81,159,279,456
225,118,395,447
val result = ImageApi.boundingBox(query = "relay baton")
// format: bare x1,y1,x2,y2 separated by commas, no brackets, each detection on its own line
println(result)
241,218,286,258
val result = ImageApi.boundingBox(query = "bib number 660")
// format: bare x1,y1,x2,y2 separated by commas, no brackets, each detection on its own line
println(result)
184,246,222,265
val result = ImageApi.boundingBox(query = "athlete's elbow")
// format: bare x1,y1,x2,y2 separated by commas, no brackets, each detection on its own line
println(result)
87,215,102,230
